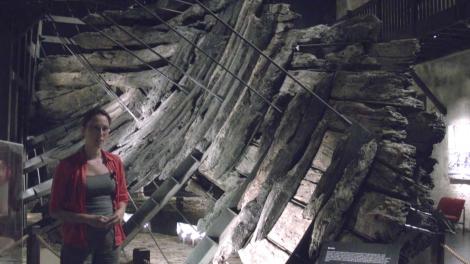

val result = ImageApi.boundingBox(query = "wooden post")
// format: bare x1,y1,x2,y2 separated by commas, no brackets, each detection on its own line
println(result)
133,248,150,264
376,0,383,19
411,0,418,37
431,232,445,264
456,0,468,20
377,0,383,40
26,225,40,264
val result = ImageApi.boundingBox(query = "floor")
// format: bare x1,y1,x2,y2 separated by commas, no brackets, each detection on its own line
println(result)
4,231,468,263
120,232,194,264
444,230,470,264
0,233,195,264
411,228,470,264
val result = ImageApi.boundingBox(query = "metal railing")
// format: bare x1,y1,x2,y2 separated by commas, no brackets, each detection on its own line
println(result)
350,0,469,41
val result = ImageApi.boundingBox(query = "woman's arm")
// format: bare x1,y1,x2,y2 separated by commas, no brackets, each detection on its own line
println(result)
50,210,89,223
107,157,129,225
51,210,111,228
49,161,111,228
107,201,127,225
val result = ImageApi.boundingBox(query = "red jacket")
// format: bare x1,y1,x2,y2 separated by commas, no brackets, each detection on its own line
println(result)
49,148,129,248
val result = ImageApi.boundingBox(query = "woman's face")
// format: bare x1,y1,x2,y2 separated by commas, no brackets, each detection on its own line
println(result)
82,114,110,148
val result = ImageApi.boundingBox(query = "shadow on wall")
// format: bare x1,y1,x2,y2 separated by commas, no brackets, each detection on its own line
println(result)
415,49,470,231
336,0,372,19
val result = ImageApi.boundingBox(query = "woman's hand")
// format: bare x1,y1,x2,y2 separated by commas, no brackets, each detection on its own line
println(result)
106,207,125,226
86,215,111,228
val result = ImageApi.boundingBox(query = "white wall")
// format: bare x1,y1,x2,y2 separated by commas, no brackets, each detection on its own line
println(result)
415,49,470,230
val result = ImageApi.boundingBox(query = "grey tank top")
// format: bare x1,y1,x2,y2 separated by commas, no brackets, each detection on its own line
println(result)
85,173,115,216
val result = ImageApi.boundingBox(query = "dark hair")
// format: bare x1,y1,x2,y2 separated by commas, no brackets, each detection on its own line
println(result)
81,108,112,127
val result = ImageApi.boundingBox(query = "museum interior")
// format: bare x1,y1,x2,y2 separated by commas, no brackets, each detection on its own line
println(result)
1,0,470,263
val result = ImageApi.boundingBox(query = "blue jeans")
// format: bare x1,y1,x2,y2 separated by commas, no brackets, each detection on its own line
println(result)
60,227,119,264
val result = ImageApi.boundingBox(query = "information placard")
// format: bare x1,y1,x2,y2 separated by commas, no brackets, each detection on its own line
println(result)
318,241,400,264
0,140,24,263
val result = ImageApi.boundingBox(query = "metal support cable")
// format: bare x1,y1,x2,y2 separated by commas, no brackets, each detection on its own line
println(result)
150,181,199,234
60,42,141,123
65,1,222,102
192,0,352,126
48,5,140,122
99,13,225,102
0,235,28,256
63,0,191,101
155,6,183,14
127,195,171,264
36,234,61,258
172,0,193,6
133,0,283,113
46,14,141,124
81,19,192,96
63,0,187,98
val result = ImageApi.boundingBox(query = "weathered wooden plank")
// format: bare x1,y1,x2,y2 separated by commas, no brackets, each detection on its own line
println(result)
251,121,328,241
39,43,177,73
239,71,333,208
308,136,377,259
367,160,417,199
294,180,317,204
267,202,311,253
331,70,424,109
304,123,374,222
304,168,323,183
197,20,299,188
46,15,86,25
72,26,197,50
212,199,263,263
375,140,416,178
311,130,343,172
405,111,445,156
156,1,275,192
350,192,410,242
328,101,408,141
40,35,77,46
368,39,420,65
238,239,289,264
321,15,382,43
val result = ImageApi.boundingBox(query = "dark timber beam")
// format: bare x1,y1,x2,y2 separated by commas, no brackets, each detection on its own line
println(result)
44,15,85,25
40,35,76,45
410,69,447,115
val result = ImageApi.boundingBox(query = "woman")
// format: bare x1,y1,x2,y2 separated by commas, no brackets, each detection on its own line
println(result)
49,108,129,264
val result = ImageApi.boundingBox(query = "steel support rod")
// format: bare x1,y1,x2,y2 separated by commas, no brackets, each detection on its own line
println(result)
133,0,283,113
36,234,60,258
99,13,224,102
192,0,352,126
47,14,141,123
